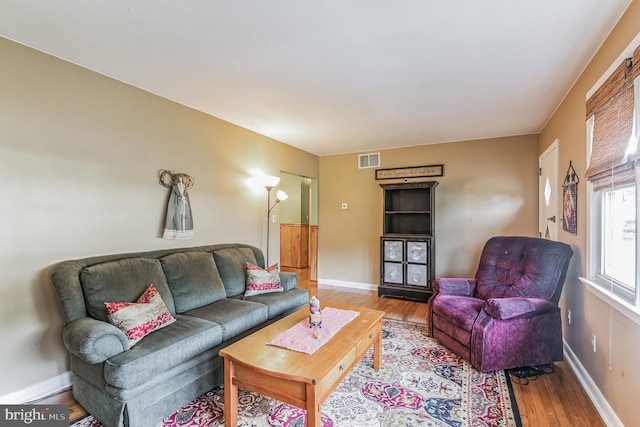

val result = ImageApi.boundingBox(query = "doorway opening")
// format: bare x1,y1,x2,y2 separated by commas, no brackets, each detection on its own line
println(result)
279,172,318,284
539,140,559,240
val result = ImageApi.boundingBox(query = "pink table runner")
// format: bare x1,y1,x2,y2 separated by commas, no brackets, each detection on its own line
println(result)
267,307,360,354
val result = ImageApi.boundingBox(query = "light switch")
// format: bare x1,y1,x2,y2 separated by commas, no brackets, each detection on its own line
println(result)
272,215,277,223
341,203,348,210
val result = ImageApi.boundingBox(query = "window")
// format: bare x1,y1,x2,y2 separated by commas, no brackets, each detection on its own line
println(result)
594,185,636,302
585,41,640,310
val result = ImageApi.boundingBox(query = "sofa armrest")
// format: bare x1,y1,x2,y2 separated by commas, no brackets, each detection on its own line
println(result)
433,278,476,296
63,317,129,364
484,297,556,320
279,271,298,291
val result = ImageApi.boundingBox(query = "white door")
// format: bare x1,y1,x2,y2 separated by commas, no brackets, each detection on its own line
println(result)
539,140,559,240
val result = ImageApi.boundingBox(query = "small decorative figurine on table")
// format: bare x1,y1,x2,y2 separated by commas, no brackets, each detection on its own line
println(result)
309,296,322,339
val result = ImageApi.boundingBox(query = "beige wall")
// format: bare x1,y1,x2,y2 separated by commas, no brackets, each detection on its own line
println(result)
318,135,539,285
0,37,318,397
540,2,640,425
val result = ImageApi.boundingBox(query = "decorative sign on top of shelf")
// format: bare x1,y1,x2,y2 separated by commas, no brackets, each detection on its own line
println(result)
375,164,444,180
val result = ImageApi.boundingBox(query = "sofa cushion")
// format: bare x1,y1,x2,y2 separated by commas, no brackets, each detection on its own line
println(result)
161,252,227,312
244,262,283,296
213,247,257,297
105,284,176,346
243,288,309,319
279,271,299,291
184,299,268,341
103,314,222,389
80,258,175,322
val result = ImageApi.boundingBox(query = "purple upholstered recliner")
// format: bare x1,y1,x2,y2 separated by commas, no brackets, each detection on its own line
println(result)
427,236,573,372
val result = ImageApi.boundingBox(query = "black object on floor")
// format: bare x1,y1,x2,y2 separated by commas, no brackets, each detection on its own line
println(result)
508,363,555,385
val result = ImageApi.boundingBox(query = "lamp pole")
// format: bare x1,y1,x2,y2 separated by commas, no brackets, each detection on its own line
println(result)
265,185,274,265
262,176,288,266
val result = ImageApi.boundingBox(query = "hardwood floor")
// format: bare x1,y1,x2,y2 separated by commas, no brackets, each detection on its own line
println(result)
41,283,604,426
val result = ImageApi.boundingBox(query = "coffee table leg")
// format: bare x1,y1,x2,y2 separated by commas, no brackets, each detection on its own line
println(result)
224,358,238,427
373,325,382,370
305,383,321,427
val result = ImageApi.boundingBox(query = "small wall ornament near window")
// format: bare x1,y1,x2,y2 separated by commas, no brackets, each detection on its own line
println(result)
562,161,578,235
159,169,194,239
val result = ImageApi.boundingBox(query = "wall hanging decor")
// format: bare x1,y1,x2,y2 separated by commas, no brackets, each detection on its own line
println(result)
562,161,578,235
159,169,194,239
375,164,444,180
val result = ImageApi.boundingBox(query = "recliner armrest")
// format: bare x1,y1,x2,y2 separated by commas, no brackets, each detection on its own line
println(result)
433,278,476,296
483,297,556,320
63,317,129,364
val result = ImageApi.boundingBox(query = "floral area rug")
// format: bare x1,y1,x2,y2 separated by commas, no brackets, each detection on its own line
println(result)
71,319,521,427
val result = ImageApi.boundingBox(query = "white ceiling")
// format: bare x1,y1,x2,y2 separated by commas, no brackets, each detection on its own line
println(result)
0,1,632,156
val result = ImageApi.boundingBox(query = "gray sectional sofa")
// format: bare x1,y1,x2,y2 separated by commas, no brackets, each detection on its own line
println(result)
51,243,309,427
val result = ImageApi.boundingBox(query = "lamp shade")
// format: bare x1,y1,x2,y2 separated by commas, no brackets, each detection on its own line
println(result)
276,190,288,201
263,175,280,189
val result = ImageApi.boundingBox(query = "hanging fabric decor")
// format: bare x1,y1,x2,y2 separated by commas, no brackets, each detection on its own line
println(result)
562,161,578,235
159,169,194,239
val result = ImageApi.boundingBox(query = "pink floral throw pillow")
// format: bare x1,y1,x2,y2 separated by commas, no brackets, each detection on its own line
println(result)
244,262,283,296
105,284,176,346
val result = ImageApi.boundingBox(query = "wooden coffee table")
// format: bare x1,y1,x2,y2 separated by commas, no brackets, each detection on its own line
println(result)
219,303,384,427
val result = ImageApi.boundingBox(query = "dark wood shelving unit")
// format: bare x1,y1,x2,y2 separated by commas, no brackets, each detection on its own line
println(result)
379,181,437,301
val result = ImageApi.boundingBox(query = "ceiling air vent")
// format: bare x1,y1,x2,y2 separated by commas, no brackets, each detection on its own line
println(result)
358,152,380,169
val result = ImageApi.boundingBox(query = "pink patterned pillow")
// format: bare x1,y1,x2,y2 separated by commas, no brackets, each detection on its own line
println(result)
105,284,176,346
245,262,283,296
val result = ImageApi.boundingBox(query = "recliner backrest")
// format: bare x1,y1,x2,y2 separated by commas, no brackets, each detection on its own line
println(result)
474,236,574,304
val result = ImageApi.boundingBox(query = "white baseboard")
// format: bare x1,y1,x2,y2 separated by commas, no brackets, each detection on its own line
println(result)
0,371,72,404
317,278,378,291
563,340,622,427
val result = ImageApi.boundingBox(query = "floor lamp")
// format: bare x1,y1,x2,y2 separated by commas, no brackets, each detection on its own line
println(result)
264,176,288,266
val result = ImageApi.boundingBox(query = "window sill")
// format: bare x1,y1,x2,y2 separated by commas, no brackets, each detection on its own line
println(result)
579,277,640,327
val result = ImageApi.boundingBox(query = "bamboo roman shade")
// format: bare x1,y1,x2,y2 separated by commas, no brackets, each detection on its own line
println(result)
585,45,640,190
